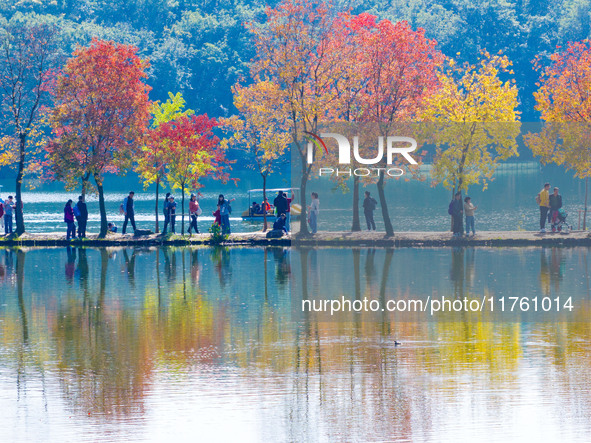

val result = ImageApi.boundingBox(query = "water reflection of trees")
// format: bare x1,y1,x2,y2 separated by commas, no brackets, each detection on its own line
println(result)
0,247,590,438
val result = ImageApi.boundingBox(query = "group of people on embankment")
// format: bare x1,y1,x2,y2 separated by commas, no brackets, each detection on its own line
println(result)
536,183,566,233
446,183,568,237
0,184,573,238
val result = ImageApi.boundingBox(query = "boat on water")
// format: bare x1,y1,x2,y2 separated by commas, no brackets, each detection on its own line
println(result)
241,188,301,221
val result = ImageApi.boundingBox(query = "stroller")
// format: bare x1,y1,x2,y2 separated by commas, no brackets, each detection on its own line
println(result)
551,208,571,233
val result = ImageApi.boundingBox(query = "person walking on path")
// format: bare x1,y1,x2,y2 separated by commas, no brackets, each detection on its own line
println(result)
362,191,378,231
549,187,562,232
122,191,136,235
3,196,15,235
188,192,202,235
451,192,464,237
537,183,551,233
64,200,76,241
464,196,477,236
76,195,88,238
168,195,177,233
308,192,319,234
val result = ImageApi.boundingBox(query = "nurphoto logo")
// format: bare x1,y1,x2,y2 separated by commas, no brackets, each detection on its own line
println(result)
304,131,418,178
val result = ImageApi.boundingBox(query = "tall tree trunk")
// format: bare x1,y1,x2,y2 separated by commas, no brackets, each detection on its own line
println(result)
262,174,268,232
300,172,309,236
15,135,26,236
584,177,588,230
376,174,393,237
95,174,107,238
155,176,160,233
181,183,185,235
351,175,361,231
80,173,90,199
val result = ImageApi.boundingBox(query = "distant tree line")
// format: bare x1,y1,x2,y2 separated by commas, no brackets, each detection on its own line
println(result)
1,0,590,120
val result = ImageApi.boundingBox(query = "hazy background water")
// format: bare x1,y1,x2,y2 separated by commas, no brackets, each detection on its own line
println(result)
1,163,589,234
0,246,590,442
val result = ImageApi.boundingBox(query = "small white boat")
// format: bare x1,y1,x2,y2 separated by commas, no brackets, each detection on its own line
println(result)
241,188,300,221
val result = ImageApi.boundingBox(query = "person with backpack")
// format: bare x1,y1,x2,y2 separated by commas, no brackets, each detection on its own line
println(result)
75,195,88,238
218,194,235,235
121,191,136,235
536,183,551,233
449,192,464,237
64,199,76,241
188,192,202,235
362,191,378,231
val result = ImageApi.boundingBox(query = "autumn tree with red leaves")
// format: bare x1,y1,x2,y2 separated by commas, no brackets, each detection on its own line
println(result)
354,19,443,236
0,20,59,235
46,39,151,237
247,1,441,236
150,114,231,234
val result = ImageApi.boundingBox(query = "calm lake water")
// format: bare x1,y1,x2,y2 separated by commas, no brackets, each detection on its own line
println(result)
1,163,589,234
1,246,590,442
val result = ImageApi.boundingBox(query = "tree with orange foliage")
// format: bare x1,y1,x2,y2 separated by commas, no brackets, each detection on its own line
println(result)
224,80,291,232
526,40,591,229
47,39,151,237
248,0,343,235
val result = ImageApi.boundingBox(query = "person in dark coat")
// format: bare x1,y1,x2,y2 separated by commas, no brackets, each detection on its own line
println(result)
162,192,171,235
273,213,288,233
76,195,88,238
451,192,464,236
549,187,563,232
362,191,377,231
122,191,136,234
273,191,288,218
64,199,76,241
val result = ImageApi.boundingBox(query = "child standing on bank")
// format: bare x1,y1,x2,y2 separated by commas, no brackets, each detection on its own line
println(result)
464,197,477,236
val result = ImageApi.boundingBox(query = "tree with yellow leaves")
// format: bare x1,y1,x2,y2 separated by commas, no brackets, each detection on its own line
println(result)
223,81,291,232
525,40,591,229
136,92,194,233
423,52,520,198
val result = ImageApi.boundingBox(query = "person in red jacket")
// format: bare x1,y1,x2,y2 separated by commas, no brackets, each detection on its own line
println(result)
213,208,221,226
64,199,76,241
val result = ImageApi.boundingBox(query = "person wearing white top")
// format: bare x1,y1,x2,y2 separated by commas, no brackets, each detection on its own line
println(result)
308,192,319,234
